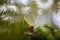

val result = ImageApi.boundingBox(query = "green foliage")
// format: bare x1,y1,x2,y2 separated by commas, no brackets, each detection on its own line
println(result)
55,32,60,40
0,0,10,5
35,26,51,40
33,25,60,40
0,19,32,40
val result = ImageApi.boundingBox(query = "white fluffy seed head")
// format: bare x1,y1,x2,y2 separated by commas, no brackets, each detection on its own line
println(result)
7,5,17,12
36,0,54,9
0,5,18,12
37,9,43,15
52,1,60,29
21,7,30,14
0,6,7,12
1,15,13,21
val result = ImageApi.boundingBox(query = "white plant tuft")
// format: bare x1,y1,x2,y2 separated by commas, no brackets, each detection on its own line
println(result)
21,6,30,14
0,4,18,12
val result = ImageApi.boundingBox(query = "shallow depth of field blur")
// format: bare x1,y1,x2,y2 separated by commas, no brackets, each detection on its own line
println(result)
0,0,60,40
